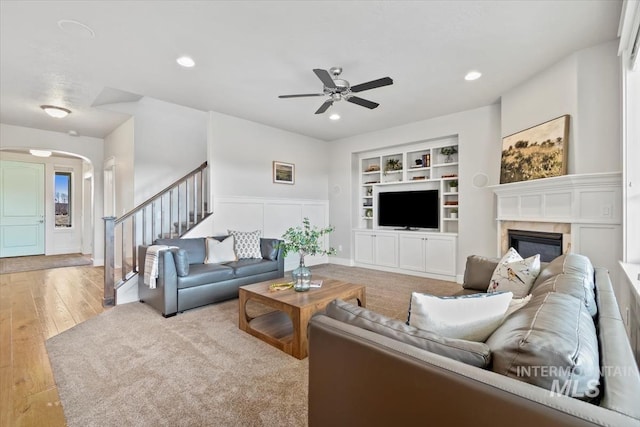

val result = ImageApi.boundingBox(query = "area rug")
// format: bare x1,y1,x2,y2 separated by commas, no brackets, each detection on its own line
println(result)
0,253,92,274
46,265,460,426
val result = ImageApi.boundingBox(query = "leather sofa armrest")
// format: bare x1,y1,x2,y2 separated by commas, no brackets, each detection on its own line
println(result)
138,246,179,317
260,238,285,276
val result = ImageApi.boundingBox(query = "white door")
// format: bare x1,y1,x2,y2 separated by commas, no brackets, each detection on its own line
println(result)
354,232,375,264
399,234,426,272
0,160,45,257
424,235,456,276
374,233,398,268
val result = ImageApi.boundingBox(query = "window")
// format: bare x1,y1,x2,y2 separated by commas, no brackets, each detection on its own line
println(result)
55,172,72,228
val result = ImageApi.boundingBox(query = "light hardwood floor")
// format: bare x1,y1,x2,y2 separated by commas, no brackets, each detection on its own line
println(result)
0,266,107,427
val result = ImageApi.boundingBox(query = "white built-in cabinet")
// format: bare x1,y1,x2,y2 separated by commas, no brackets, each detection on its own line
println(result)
398,233,456,276
353,137,459,281
358,139,459,233
354,231,398,268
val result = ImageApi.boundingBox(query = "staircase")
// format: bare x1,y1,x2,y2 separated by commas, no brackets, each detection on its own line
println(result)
103,162,210,306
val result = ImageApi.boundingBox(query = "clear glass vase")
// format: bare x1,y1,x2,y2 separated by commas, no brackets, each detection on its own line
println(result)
292,257,311,292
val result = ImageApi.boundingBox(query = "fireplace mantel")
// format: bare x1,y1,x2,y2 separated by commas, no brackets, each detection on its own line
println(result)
489,172,622,224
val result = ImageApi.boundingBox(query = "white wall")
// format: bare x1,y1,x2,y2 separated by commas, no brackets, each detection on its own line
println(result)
103,118,135,216
131,98,208,204
502,40,621,175
328,104,502,275
623,53,640,264
207,111,329,200
0,123,105,264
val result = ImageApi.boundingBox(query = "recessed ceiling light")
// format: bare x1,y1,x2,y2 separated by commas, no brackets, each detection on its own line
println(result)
464,71,482,81
57,19,95,39
176,56,195,68
30,149,52,158
68,130,79,137
40,105,71,118
329,113,341,121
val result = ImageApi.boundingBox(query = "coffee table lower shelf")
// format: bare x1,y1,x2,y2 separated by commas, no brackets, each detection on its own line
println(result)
238,277,366,359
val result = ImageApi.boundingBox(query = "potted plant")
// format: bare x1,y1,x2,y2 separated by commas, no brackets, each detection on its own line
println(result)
383,158,402,175
449,180,458,193
440,146,458,163
280,218,336,291
450,208,458,219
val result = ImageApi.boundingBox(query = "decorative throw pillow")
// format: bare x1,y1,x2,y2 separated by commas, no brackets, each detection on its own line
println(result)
488,247,541,298
408,291,513,342
228,230,262,259
204,236,237,264
505,294,532,317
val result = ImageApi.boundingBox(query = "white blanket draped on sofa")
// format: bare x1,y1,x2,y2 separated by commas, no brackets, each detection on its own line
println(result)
144,245,176,289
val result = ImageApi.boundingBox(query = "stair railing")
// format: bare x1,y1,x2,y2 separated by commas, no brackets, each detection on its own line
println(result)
103,161,210,306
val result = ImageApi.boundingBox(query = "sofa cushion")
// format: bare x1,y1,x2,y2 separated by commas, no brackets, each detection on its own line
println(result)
531,273,597,317
486,292,600,400
408,291,513,342
261,239,279,261
204,236,237,264
488,248,540,298
227,259,278,277
176,263,234,289
170,248,189,277
325,299,491,368
155,238,206,265
531,253,595,290
228,230,262,259
462,255,500,291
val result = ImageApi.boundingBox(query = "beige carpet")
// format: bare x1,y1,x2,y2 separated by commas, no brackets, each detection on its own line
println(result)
46,264,461,427
0,253,92,274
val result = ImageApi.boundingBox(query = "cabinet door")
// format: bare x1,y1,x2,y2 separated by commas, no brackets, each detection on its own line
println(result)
424,236,456,275
374,233,398,267
354,232,375,264
399,234,426,271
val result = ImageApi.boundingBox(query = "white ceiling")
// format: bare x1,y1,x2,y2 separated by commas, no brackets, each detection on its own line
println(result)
0,1,622,142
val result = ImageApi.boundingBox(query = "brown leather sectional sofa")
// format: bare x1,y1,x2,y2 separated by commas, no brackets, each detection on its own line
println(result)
308,254,640,426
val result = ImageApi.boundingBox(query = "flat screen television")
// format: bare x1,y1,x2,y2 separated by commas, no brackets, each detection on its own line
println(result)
378,190,439,230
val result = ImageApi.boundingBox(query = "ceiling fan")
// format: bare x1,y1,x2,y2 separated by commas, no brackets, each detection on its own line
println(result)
278,67,393,114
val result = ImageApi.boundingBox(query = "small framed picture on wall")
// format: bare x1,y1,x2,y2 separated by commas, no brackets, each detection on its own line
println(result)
273,161,295,184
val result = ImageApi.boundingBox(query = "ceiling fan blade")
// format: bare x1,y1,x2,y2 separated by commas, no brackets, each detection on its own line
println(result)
313,69,337,89
350,77,393,93
278,93,326,98
347,96,379,109
315,99,334,114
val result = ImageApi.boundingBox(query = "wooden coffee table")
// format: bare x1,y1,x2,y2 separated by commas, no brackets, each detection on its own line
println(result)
238,276,366,359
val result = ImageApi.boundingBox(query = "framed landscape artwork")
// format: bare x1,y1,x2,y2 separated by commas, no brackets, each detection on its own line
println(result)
500,115,570,184
273,161,295,184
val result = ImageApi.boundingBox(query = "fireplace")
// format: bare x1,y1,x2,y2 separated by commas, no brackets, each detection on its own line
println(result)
508,229,562,262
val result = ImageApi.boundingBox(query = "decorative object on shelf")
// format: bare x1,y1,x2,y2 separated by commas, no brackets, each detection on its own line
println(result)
280,218,336,292
365,209,373,218
273,161,295,184
440,146,458,163
442,173,458,178
500,114,569,184
366,187,373,196
383,158,402,175
421,153,431,167
411,176,426,180
450,208,458,219
449,180,458,193
365,164,380,172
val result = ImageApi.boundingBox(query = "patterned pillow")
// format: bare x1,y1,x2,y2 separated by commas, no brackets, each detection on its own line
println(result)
408,291,513,342
488,247,541,298
228,230,262,259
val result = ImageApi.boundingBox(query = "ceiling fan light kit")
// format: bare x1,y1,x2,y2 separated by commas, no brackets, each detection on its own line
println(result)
279,67,393,114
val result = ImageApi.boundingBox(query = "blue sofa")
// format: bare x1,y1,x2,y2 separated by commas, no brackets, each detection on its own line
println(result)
138,236,284,317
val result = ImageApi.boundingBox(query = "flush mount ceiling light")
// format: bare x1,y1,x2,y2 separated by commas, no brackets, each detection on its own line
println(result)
57,19,95,39
464,70,482,81
29,149,52,158
329,113,341,121
176,56,195,68
40,105,71,118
